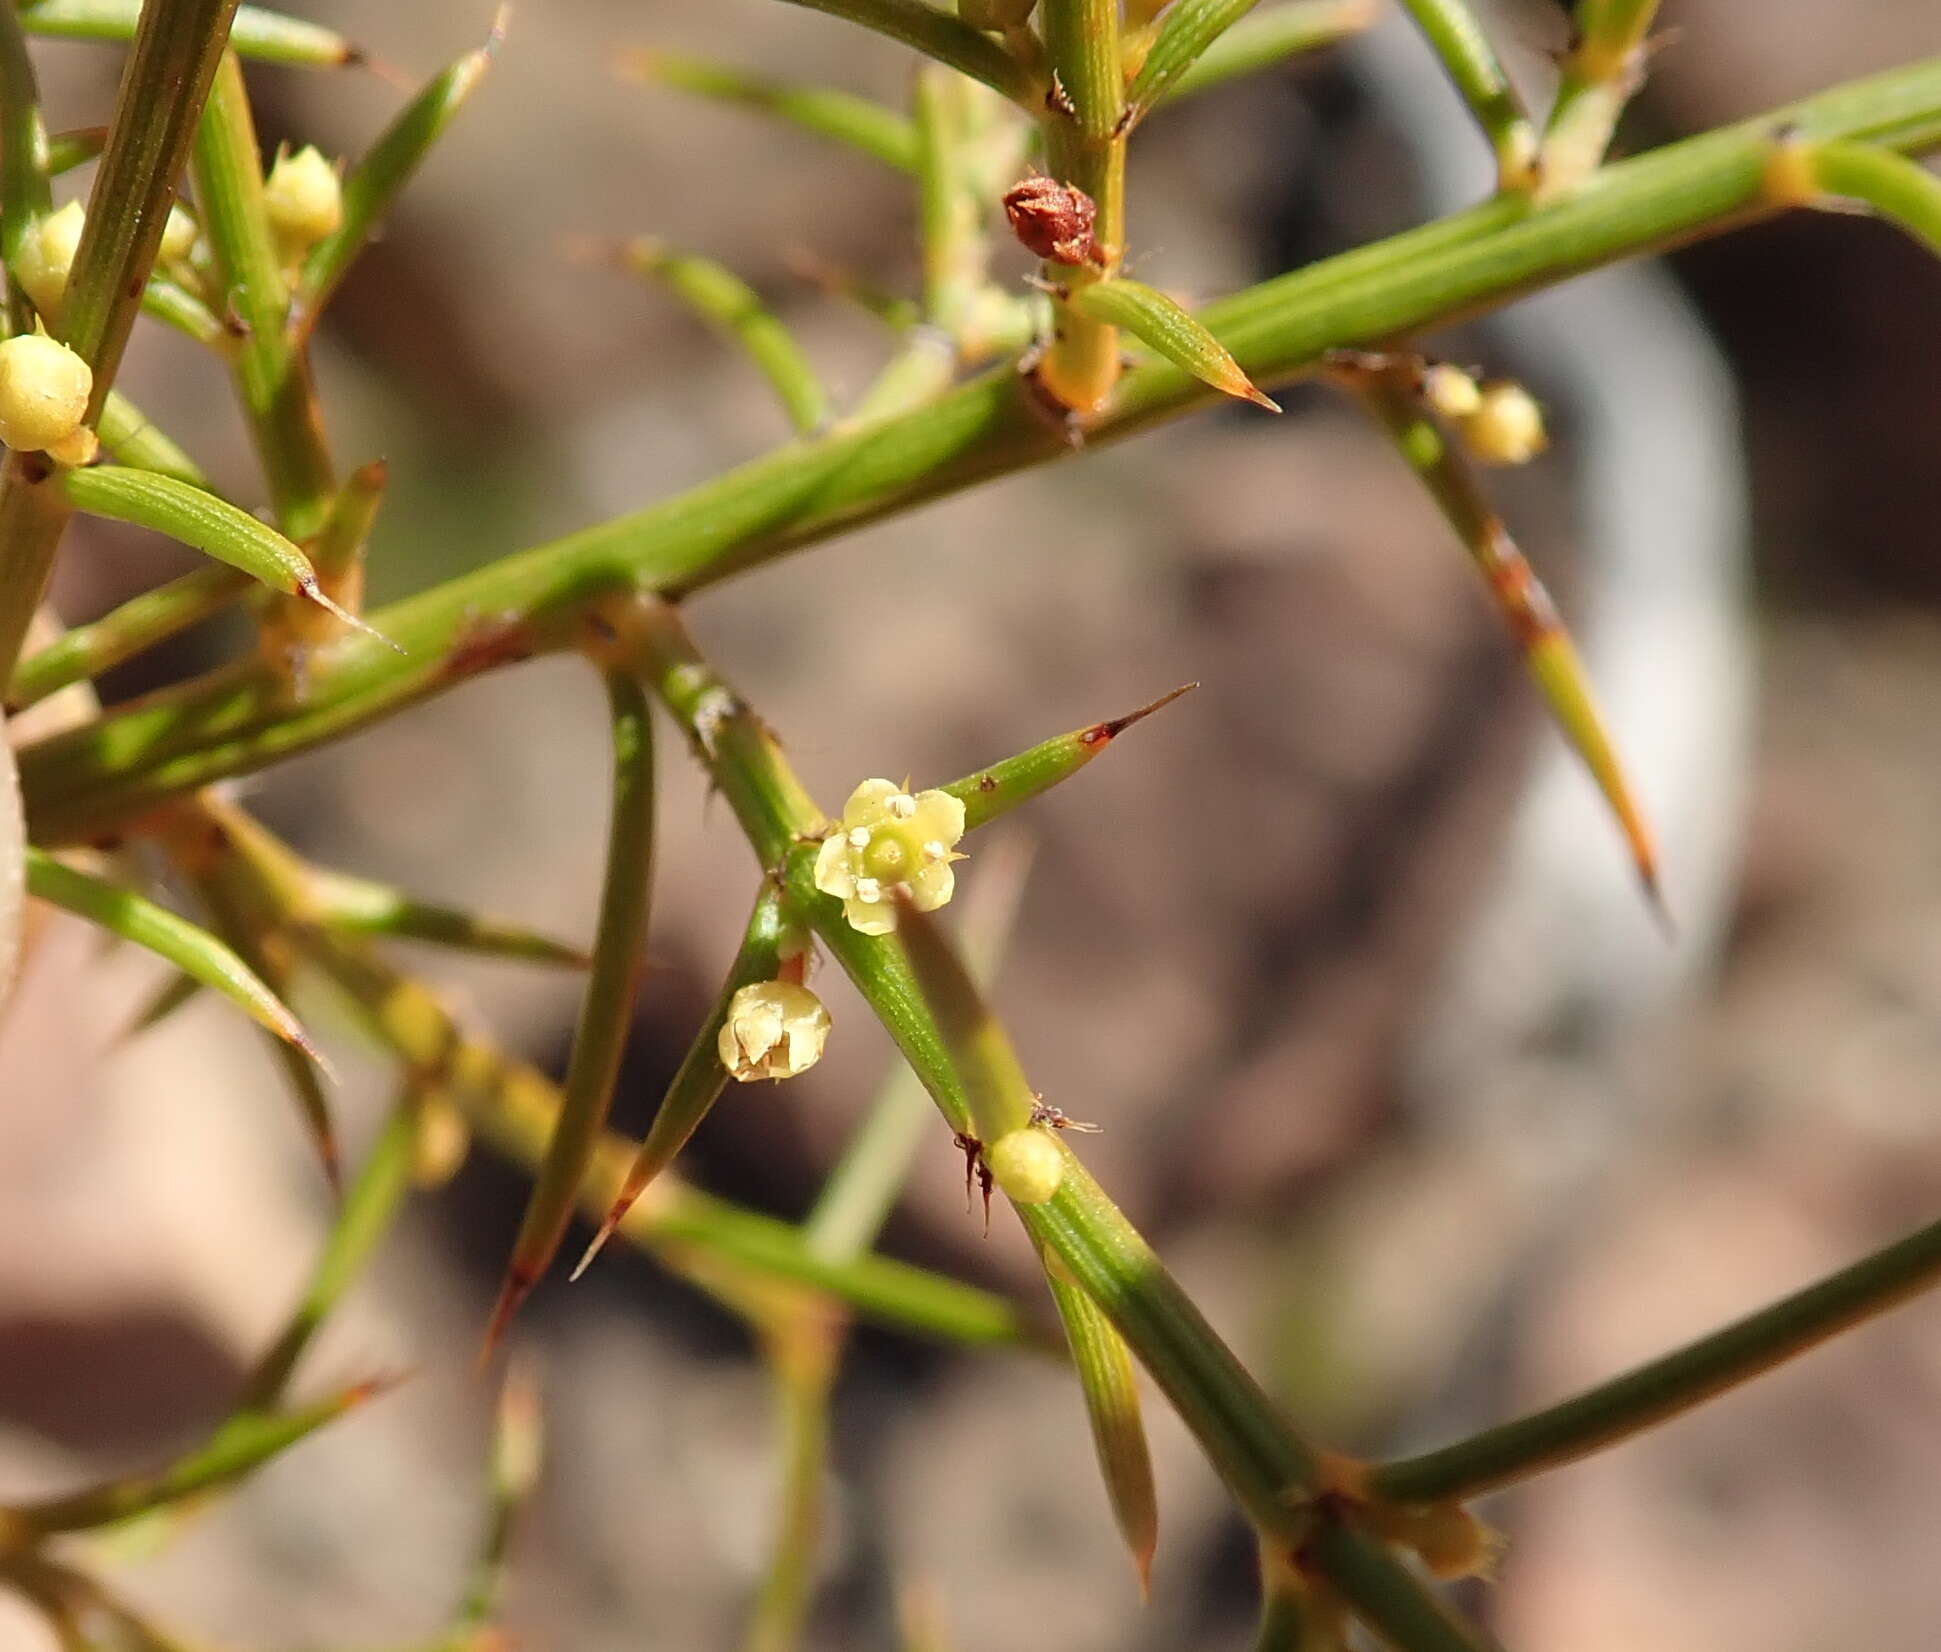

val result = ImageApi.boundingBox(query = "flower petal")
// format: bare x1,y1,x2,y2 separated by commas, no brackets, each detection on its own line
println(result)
913,788,966,845
909,861,955,912
842,778,902,828
813,832,856,899
844,894,897,936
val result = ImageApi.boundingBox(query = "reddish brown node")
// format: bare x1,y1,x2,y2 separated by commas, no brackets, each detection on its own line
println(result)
1002,176,1105,269
440,613,534,680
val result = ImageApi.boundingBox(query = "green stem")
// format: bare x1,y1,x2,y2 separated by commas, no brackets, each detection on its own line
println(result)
0,3,52,336
190,49,336,540
0,0,238,683
1370,1208,1941,1504
743,1317,839,1652
20,54,1941,843
1297,1520,1500,1652
1037,0,1126,413
1537,0,1661,197
1393,0,1536,190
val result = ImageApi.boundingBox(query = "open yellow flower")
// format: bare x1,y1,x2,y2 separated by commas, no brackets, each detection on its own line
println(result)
813,779,966,936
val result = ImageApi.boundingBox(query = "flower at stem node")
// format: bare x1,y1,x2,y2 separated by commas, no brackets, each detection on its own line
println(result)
1003,175,1106,269
717,979,831,1082
813,779,967,935
16,201,86,322
987,1127,1065,1205
0,333,93,458
1457,378,1547,465
264,145,345,263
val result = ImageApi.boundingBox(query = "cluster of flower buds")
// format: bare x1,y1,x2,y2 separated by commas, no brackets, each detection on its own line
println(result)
0,333,95,464
813,779,967,936
1419,362,1548,466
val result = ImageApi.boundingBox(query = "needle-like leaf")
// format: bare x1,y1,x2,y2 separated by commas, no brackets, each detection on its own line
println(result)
298,13,504,320
484,668,656,1354
9,1377,390,1534
940,683,1197,833
1328,350,1664,916
572,883,785,1279
25,847,320,1060
58,464,394,644
1070,277,1280,408
620,47,919,173
18,0,356,67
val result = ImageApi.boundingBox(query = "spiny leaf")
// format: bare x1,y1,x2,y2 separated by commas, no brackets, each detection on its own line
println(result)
57,464,399,646
11,1377,392,1534
940,683,1197,834
1328,350,1664,916
1127,0,1266,122
572,884,786,1279
1070,277,1279,408
610,236,832,436
453,1358,546,1637
619,47,919,173
298,922,1024,1347
242,1098,418,1410
309,863,591,967
299,12,504,318
18,0,359,67
25,847,323,1062
484,670,657,1356
9,564,249,710
1040,1242,1160,1595
177,840,342,1190
1156,0,1375,106
775,0,1036,106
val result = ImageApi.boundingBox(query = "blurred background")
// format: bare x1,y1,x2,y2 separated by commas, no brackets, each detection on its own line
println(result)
3,2,1941,1648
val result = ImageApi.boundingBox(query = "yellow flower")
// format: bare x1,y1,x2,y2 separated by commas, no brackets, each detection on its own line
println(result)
812,779,966,936
717,980,831,1083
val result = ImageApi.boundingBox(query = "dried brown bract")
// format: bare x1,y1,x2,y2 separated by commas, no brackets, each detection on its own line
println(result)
1002,175,1105,269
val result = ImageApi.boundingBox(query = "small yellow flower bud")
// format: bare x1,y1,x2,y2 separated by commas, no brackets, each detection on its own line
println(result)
16,201,86,321
160,203,199,265
717,980,831,1083
264,145,344,255
0,333,93,454
986,1128,1065,1205
1372,1500,1501,1581
1419,362,1481,420
813,779,967,935
1459,379,1547,465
